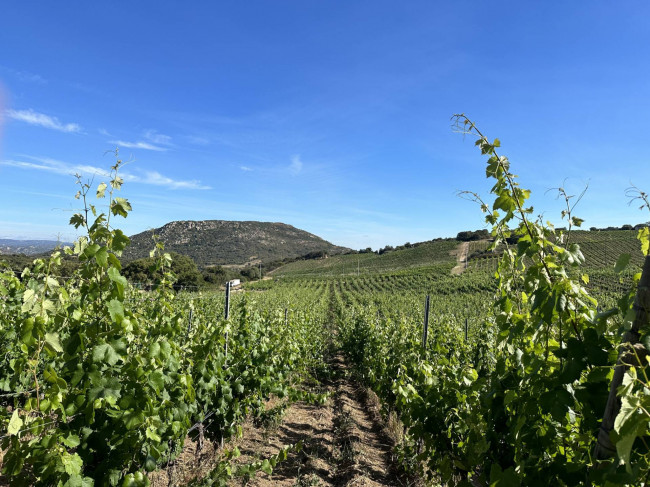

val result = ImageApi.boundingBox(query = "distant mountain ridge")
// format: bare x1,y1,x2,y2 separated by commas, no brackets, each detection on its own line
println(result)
0,239,71,255
122,220,350,268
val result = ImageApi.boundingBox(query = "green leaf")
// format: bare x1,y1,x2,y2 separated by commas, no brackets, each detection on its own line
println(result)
64,474,94,487
121,471,148,487
638,227,650,256
615,253,631,274
112,229,130,253
69,213,86,229
493,195,516,213
45,332,64,353
148,370,165,392
110,197,132,218
83,243,100,258
89,376,122,403
144,455,156,472
107,299,124,324
92,340,124,366
261,459,273,475
62,434,81,448
616,432,636,474
95,247,108,267
108,267,128,297
490,464,520,486
22,288,37,311
7,410,23,436
111,176,124,190
61,452,83,476
145,427,161,442
96,182,108,198
571,216,584,227
123,409,145,430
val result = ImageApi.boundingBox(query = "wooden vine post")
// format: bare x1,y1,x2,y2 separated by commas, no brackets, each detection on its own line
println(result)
224,281,231,359
594,253,650,459
465,316,469,342
220,280,232,449
422,295,430,350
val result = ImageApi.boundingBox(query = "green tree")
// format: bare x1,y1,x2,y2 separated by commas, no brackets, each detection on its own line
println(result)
123,251,203,290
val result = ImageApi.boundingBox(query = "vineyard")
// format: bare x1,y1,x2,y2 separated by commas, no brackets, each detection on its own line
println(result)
3,117,650,486
271,240,459,278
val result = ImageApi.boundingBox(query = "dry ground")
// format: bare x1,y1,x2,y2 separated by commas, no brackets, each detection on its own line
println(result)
226,354,407,487
450,241,470,275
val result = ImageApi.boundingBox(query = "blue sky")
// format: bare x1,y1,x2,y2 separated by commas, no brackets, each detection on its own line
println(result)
1,2,649,250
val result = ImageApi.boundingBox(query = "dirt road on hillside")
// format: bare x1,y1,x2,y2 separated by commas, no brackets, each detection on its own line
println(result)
451,241,470,275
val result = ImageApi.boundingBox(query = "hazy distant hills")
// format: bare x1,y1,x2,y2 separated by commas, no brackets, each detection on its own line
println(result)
121,220,350,268
0,239,71,255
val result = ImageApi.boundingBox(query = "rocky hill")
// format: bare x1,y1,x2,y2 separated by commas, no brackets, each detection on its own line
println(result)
121,220,350,268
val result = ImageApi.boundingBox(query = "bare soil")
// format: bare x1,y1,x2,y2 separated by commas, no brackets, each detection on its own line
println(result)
450,241,470,275
227,354,406,487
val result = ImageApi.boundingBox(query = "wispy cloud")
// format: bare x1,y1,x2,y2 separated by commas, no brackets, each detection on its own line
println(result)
240,166,253,172
138,171,210,190
144,129,172,145
0,156,211,190
16,71,46,84
1,157,110,178
109,129,173,152
5,109,82,133
0,66,46,84
109,140,167,151
289,155,303,175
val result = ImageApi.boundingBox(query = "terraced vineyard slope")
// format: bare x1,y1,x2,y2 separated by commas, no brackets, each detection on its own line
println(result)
271,239,458,278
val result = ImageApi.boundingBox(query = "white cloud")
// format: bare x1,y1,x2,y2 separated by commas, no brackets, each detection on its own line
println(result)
240,166,253,172
109,140,167,151
98,128,111,137
107,129,172,151
0,156,210,190
140,170,211,190
144,129,172,145
289,155,303,175
5,109,82,133
0,158,107,177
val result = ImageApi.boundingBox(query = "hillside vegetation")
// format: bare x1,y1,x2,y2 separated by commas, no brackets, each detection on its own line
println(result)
121,220,349,267
271,238,459,278
271,229,645,280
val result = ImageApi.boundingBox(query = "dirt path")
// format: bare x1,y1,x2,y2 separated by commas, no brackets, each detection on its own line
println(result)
450,241,470,275
228,354,402,487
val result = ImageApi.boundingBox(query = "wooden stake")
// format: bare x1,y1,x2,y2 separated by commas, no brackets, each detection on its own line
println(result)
422,295,430,350
594,254,650,460
224,281,230,360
